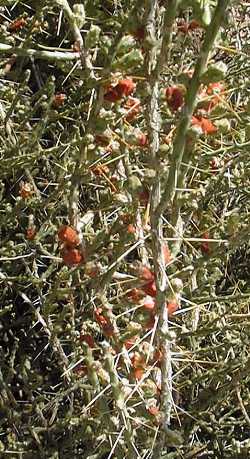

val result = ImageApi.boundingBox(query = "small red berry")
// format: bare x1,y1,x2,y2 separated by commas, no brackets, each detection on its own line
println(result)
133,27,145,41
104,78,136,102
104,87,121,102
80,333,95,348
210,157,219,174
142,296,156,311
53,93,66,108
116,78,136,97
124,97,141,121
167,301,179,316
137,133,148,147
147,406,159,416
162,243,172,265
26,227,36,240
124,336,137,350
142,280,157,297
95,308,115,336
62,248,83,266
191,116,217,135
188,20,202,31
19,182,32,199
9,17,26,32
135,264,155,283
200,231,211,255
102,323,115,337
126,288,145,302
165,86,185,111
127,224,136,234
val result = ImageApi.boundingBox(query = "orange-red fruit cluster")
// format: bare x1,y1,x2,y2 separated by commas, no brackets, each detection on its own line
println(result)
178,19,201,34
124,336,137,350
58,225,80,247
9,17,26,31
95,308,115,337
165,86,184,111
53,93,66,108
199,82,224,112
58,225,83,266
131,353,146,380
104,78,136,102
192,116,217,135
124,97,141,121
19,182,33,199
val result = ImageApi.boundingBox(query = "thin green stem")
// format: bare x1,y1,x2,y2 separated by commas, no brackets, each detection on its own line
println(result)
156,0,231,218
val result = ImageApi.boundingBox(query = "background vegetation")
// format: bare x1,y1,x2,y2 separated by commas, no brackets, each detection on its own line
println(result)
0,0,249,458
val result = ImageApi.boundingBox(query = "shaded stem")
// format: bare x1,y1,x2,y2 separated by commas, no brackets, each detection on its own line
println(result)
144,2,179,457
0,42,80,61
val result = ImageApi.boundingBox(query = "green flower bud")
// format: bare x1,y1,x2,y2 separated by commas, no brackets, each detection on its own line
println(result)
180,1,211,26
171,278,183,293
102,35,112,56
164,427,183,446
201,62,227,84
159,143,170,155
215,118,231,134
143,169,156,180
99,108,115,121
200,4,211,27
85,24,101,48
113,49,143,71
143,36,159,50
127,175,142,193
227,214,240,236
142,381,158,398
73,3,85,28
187,124,203,140
126,322,142,334
114,193,131,204
116,35,136,55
